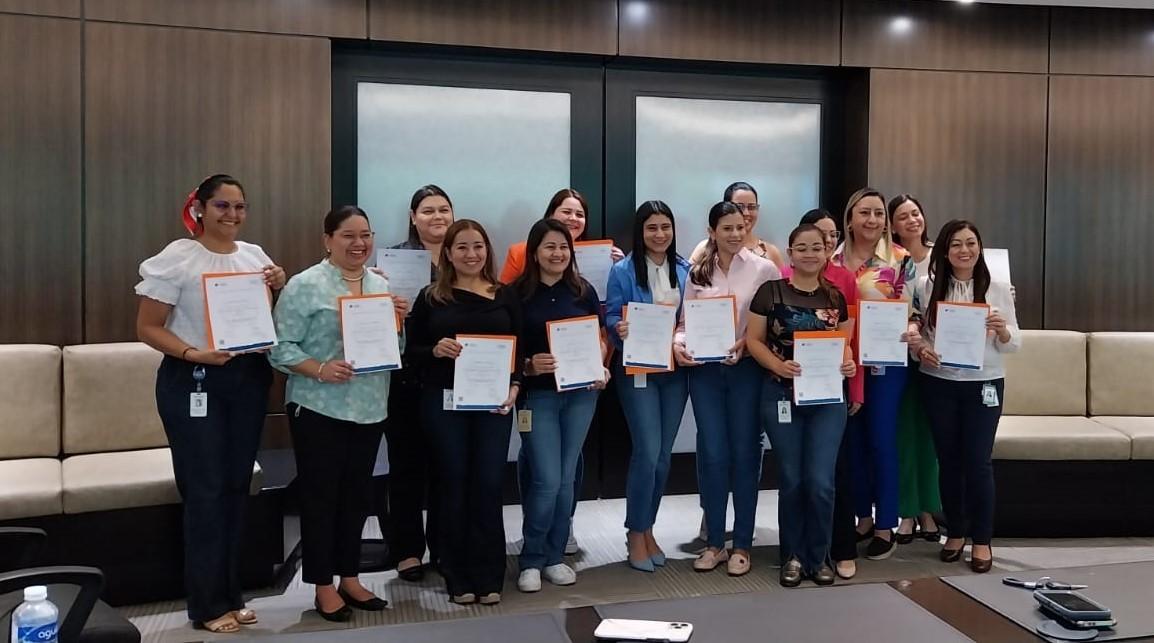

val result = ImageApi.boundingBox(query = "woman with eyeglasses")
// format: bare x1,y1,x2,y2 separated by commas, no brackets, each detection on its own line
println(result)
888,194,943,546
909,219,1019,573
747,223,856,587
832,188,918,563
676,201,780,577
691,182,785,270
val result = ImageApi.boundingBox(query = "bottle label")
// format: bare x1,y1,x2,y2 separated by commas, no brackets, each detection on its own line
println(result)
17,622,58,642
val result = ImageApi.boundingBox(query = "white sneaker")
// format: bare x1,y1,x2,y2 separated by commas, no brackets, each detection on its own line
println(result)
517,568,541,593
543,563,577,586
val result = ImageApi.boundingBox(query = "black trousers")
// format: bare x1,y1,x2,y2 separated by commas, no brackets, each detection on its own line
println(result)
289,404,385,585
920,376,1004,546
421,389,512,596
382,374,439,564
155,354,270,623
830,413,859,562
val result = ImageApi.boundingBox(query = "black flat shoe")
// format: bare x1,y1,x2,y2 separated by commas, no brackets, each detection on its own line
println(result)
337,588,388,611
939,546,963,563
398,564,425,583
314,598,352,622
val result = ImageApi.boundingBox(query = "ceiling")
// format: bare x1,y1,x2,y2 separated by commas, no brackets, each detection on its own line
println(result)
937,0,1154,8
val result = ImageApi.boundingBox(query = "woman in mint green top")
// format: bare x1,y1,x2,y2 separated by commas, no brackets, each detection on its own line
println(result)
269,206,406,621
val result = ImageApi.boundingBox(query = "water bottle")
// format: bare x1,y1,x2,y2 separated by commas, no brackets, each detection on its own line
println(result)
11,586,58,643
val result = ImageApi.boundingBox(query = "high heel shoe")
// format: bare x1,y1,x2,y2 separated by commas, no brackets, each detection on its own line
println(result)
650,551,667,567
970,546,993,573
314,598,352,622
628,556,655,572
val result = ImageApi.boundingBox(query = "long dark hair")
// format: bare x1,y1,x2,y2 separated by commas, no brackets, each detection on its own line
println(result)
631,201,679,291
888,194,931,248
788,224,843,309
407,184,453,245
513,219,587,301
426,219,498,304
689,201,744,288
542,188,589,240
925,219,990,329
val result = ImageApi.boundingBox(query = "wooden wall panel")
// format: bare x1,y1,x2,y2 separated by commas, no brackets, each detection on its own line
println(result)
1046,76,1154,331
85,0,367,38
843,0,1049,73
868,69,1048,329
84,23,331,343
0,0,78,18
0,15,82,345
368,0,617,55
618,0,840,66
1051,7,1154,77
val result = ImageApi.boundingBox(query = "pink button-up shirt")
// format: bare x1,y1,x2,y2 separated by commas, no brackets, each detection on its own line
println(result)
677,248,780,343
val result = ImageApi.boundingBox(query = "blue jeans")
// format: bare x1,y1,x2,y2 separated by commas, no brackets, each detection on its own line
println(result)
519,387,599,570
762,377,847,573
615,362,689,533
851,365,907,530
689,358,763,551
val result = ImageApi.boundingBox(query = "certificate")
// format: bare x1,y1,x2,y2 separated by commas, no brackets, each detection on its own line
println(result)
683,296,736,362
452,335,516,410
984,248,1012,285
935,302,990,370
573,240,614,302
202,272,277,352
793,331,846,406
547,315,605,391
339,294,401,374
375,248,432,306
857,299,909,367
622,302,676,372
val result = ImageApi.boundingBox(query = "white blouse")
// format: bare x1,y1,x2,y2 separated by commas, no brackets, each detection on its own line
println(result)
646,255,680,306
912,275,1021,382
136,239,273,350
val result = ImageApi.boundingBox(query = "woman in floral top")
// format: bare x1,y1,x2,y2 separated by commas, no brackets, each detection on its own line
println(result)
832,188,918,562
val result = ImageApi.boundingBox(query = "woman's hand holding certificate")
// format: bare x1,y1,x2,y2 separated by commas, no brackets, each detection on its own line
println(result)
934,302,990,370
202,272,278,353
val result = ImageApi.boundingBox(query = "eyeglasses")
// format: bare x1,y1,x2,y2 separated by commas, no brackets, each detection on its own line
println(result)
210,200,248,213
733,203,761,213
790,244,827,254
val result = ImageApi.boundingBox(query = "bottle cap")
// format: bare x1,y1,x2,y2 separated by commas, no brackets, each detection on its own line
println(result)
24,585,47,601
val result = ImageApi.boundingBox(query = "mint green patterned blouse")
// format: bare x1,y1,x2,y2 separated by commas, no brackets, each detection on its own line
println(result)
269,260,396,424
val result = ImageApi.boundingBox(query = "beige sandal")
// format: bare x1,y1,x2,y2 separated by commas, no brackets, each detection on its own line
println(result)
727,550,751,577
693,547,730,572
232,609,258,625
195,614,240,633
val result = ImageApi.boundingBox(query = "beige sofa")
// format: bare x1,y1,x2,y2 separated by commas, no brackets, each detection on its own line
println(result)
0,342,277,605
995,330,1153,535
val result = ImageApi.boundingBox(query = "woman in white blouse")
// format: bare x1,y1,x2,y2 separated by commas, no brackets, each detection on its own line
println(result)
908,219,1020,574
135,175,286,634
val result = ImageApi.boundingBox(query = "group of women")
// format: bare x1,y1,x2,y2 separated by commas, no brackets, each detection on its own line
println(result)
135,174,1019,633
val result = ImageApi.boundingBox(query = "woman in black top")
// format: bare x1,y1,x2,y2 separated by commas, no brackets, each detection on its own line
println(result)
512,219,606,593
405,219,522,606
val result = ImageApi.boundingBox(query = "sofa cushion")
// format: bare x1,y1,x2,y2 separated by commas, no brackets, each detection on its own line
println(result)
63,343,166,455
1002,330,1086,416
1092,417,1154,460
62,448,263,514
1089,332,1154,416
994,416,1131,461
0,345,61,459
0,458,63,520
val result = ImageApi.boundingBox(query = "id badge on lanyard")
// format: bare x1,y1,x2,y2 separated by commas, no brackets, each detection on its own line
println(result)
190,366,207,417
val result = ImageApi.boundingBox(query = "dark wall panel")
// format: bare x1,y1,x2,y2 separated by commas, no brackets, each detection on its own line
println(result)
85,0,367,38
0,0,78,17
1051,7,1154,77
1046,76,1154,332
368,0,617,55
843,0,1048,73
618,0,840,66
867,69,1047,329
84,23,331,343
0,15,82,345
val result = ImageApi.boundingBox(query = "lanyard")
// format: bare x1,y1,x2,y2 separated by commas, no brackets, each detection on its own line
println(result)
192,365,206,393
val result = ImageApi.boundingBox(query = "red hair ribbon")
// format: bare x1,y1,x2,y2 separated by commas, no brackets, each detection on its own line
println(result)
181,188,200,236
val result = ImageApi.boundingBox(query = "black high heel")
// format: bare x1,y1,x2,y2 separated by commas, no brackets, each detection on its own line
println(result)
939,545,963,563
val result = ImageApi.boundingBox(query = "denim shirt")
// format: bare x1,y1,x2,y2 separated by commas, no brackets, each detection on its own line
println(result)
604,253,691,350
269,260,396,424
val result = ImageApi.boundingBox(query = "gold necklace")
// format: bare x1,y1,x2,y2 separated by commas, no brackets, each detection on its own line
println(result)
340,272,365,282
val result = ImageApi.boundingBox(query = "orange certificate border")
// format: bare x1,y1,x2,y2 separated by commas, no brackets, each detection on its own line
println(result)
456,334,518,373
622,302,676,375
792,330,849,405
934,301,991,370
684,295,737,361
545,315,604,391
337,293,403,333
855,298,910,367
201,272,274,353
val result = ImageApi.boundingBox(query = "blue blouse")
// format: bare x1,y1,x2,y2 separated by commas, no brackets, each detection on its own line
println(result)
604,253,691,350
